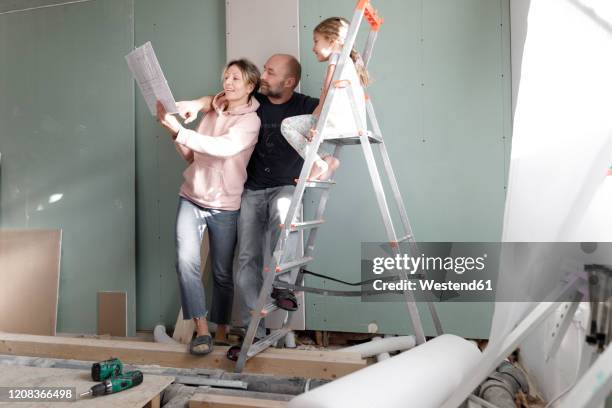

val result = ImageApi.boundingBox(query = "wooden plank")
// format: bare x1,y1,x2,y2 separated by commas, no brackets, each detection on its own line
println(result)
189,393,288,408
144,394,161,408
173,308,194,345
97,291,127,337
0,230,62,336
0,332,366,380
0,365,173,408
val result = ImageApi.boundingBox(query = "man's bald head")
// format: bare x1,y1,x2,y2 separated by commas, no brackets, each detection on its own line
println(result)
260,54,302,99
271,54,302,87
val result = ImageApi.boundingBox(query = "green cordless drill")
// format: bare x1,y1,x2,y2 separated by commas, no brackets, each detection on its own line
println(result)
80,370,143,398
91,357,123,381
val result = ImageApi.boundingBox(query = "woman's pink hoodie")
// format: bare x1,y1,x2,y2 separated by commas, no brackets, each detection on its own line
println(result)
174,92,260,211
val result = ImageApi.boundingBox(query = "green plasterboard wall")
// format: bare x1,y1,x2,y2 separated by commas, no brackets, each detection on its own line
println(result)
134,0,226,330
0,0,136,335
299,0,511,338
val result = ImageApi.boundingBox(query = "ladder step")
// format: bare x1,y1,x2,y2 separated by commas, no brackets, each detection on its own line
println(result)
324,130,382,145
297,179,336,189
275,256,314,273
247,328,292,358
396,234,413,243
280,220,325,232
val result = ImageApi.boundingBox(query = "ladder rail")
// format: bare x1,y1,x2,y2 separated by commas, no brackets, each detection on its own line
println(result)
362,30,379,68
366,98,444,336
366,99,414,239
272,3,367,244
279,21,357,236
345,86,396,242
346,85,427,344
357,131,426,344
234,259,282,371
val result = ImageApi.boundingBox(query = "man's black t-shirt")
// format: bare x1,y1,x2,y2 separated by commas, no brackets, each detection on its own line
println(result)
245,92,319,190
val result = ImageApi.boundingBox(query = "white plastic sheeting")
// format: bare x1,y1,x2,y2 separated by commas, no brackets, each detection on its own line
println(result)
442,0,612,405
443,1,612,405
491,0,612,355
288,334,481,408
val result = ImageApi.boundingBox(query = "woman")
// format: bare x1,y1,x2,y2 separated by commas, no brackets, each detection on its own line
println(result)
156,59,261,355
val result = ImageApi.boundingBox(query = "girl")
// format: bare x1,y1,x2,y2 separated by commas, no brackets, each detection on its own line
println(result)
281,17,370,180
156,59,261,355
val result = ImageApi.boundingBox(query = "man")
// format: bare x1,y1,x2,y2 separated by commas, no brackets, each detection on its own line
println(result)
177,54,318,349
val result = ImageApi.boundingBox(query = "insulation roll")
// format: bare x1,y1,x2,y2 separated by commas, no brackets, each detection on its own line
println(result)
289,334,481,408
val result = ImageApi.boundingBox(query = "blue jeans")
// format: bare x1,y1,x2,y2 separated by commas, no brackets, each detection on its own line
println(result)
175,197,238,324
235,186,301,338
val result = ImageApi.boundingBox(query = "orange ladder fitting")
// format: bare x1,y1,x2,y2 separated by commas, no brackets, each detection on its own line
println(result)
356,0,384,31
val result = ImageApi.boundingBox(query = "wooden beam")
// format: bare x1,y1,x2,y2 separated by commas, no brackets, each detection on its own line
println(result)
145,394,161,408
189,393,289,408
0,332,366,380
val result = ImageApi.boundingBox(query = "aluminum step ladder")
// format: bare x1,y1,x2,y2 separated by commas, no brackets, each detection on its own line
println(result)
234,0,443,373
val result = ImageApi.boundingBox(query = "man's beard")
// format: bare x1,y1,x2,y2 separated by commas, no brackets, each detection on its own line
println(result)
260,83,283,98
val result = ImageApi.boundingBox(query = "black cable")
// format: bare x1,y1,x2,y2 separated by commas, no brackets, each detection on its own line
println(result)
300,269,422,286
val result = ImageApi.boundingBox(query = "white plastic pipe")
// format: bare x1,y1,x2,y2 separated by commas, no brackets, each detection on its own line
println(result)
339,335,416,358
284,331,297,348
373,337,391,362
289,334,481,408
153,324,179,344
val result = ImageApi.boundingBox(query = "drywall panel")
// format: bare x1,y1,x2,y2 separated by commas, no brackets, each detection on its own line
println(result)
0,0,136,334
0,229,62,335
226,0,299,68
134,0,226,329
0,0,91,13
299,0,511,338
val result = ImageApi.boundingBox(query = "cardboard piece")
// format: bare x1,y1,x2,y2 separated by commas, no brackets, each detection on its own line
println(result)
97,291,127,337
0,229,62,336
